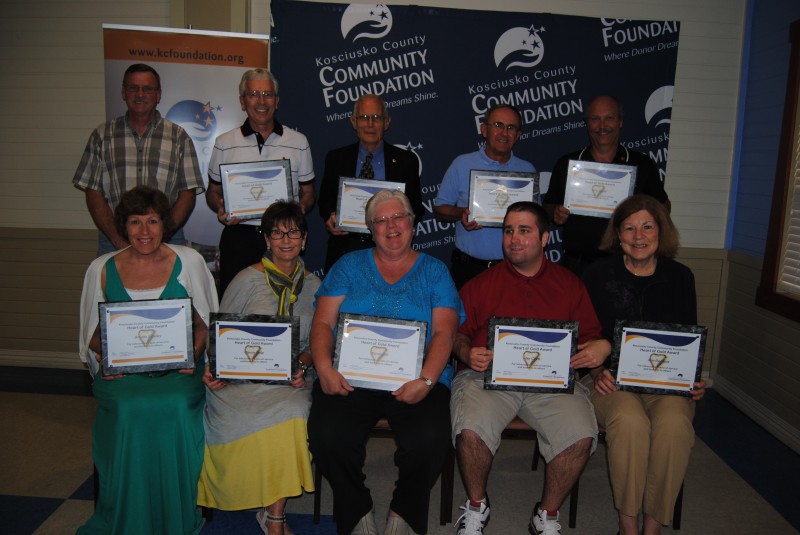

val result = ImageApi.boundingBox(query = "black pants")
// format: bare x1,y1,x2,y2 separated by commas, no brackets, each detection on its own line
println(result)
449,249,501,290
307,381,451,534
218,224,266,298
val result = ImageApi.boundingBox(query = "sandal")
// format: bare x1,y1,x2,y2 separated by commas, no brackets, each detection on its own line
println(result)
256,509,294,535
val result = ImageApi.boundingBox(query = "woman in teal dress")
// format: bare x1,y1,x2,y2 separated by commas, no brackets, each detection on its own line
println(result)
78,186,218,534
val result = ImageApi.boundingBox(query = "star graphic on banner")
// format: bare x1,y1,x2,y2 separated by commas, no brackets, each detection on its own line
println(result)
205,116,213,126
203,102,212,114
379,10,388,20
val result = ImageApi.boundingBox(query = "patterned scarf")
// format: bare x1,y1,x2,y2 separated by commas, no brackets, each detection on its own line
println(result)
261,255,306,315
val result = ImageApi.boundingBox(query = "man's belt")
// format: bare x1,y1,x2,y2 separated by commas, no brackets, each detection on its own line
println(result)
452,249,502,268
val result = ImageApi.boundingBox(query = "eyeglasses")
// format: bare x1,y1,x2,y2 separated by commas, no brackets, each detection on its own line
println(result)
268,228,303,240
125,85,158,95
244,90,277,100
487,121,520,133
372,212,411,226
355,114,385,124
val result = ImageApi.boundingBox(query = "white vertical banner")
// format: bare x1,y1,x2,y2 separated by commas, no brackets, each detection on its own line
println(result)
103,24,269,245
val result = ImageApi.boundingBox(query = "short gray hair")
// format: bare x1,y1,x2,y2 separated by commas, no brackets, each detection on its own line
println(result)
364,190,414,232
353,93,389,120
239,68,279,96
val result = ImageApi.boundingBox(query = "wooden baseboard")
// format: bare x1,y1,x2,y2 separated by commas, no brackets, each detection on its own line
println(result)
0,349,88,371
714,374,800,454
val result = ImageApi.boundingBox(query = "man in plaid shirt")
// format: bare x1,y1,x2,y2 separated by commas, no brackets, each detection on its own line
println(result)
73,63,204,256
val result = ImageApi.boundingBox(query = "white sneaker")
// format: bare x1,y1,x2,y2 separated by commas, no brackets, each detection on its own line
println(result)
352,512,379,535
455,499,490,535
528,506,561,535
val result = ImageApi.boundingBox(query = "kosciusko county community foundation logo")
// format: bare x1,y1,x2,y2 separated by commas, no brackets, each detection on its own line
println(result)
494,25,545,70
341,3,393,41
645,85,673,128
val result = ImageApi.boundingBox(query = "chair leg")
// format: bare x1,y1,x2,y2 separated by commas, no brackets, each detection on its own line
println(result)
440,445,455,525
93,466,99,507
532,437,540,471
672,482,684,530
313,463,322,524
568,478,579,528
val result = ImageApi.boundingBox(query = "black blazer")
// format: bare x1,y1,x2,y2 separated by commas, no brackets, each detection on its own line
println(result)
318,142,425,271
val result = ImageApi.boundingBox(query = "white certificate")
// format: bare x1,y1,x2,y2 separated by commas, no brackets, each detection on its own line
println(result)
99,298,193,375
334,313,427,391
336,177,406,233
563,160,636,218
612,321,706,396
220,160,293,220
468,170,539,227
209,313,299,383
486,318,576,393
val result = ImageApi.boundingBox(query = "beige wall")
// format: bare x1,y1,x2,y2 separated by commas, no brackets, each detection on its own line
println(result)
716,252,800,453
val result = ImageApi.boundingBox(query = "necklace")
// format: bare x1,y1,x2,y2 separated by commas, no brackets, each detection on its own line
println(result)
624,255,657,277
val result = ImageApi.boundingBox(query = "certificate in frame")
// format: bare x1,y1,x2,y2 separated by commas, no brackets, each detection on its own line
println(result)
485,317,577,393
209,313,300,384
610,320,707,397
333,313,427,391
336,177,406,233
99,298,194,375
220,160,293,220
563,160,636,218
468,170,539,227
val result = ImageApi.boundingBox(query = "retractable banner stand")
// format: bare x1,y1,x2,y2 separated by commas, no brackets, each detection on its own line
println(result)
270,1,680,275
102,24,269,247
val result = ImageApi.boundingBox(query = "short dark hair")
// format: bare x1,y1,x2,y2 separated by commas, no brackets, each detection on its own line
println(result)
504,201,549,237
123,63,161,90
114,186,174,240
485,104,523,127
599,195,679,257
260,200,307,236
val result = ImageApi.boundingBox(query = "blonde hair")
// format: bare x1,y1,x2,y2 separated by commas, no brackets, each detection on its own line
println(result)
364,190,414,232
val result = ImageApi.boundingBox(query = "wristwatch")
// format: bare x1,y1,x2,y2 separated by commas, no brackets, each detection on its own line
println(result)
418,376,433,388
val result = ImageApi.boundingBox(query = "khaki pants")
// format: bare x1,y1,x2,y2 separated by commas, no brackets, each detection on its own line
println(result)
591,388,695,525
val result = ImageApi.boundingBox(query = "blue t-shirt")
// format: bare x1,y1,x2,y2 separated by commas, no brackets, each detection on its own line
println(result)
316,249,465,387
434,149,536,260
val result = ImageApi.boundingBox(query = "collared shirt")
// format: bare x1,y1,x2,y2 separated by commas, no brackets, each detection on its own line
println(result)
459,258,602,349
357,142,386,180
73,111,204,210
434,149,537,260
207,118,315,225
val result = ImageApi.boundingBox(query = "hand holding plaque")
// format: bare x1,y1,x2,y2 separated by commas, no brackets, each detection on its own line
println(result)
468,170,539,227
333,313,427,391
209,313,300,384
485,317,576,393
99,298,194,375
563,160,636,218
336,178,406,233
610,320,706,396
220,160,293,220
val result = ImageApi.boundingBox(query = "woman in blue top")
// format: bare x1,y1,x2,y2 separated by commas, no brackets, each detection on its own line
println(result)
78,186,218,535
308,190,464,535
